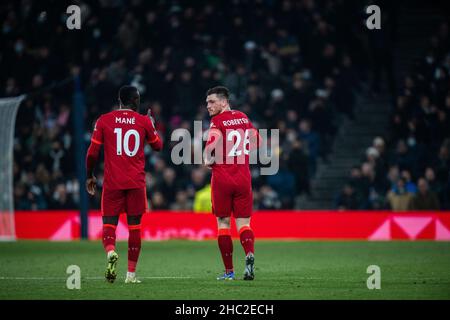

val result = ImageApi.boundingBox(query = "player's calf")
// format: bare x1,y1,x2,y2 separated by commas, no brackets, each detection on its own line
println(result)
126,214,143,283
102,223,117,253
238,226,255,281
238,226,254,255
217,228,234,279
102,220,119,283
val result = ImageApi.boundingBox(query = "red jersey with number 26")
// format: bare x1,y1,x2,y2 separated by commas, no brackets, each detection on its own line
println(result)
205,110,258,181
90,109,161,190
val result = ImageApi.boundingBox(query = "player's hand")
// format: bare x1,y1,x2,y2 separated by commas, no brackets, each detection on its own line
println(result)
86,176,97,196
147,108,156,128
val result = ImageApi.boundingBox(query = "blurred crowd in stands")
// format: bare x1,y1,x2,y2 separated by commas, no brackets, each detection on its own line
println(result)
3,0,447,212
4,0,371,211
335,21,450,211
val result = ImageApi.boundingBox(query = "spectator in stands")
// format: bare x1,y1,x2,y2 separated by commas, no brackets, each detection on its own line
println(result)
360,162,378,207
287,139,310,196
157,168,178,205
387,165,400,189
267,162,296,208
408,178,440,210
387,178,414,211
171,191,192,211
373,137,389,181
299,119,320,177
14,183,32,210
3,1,421,211
338,20,450,211
401,169,418,194
390,140,415,173
193,184,212,213
347,166,365,205
257,185,281,210
434,142,450,188
365,147,379,168
150,192,167,210
50,183,76,210
424,167,441,195
335,183,359,211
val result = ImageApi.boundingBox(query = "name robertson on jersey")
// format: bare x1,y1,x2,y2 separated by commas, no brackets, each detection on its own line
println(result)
115,117,136,124
222,118,249,126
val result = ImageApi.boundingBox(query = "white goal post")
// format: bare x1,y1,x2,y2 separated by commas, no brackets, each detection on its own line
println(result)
0,95,25,241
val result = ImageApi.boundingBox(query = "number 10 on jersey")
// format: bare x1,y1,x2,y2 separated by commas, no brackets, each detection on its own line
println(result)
114,128,140,157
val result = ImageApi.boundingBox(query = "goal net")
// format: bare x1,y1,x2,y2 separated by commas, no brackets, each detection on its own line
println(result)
0,95,25,241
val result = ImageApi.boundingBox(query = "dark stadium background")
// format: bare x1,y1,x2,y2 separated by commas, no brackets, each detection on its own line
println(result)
1,0,450,301
1,0,449,239
2,0,448,216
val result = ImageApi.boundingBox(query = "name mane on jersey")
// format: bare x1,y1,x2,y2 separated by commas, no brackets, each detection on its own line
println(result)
115,117,136,124
222,118,248,126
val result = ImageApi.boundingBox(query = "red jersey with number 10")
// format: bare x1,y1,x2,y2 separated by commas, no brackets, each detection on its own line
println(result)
90,109,161,190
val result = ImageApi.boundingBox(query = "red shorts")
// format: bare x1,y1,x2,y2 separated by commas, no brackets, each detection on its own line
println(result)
101,187,147,217
211,174,253,218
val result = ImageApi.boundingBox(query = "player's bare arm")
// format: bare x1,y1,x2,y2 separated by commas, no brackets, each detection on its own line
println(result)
145,107,163,151
204,127,223,168
147,108,156,128
85,135,102,196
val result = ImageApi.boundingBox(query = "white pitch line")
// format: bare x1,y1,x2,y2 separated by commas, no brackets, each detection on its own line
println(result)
85,276,192,280
0,276,192,280
0,277,64,280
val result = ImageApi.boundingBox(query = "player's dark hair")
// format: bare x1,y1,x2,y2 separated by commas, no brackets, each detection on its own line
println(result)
206,86,230,101
119,85,139,110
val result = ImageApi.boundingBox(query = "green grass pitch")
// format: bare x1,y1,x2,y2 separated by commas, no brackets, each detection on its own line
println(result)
0,240,449,299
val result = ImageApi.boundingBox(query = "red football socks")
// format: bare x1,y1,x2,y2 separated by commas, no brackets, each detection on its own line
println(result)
128,225,141,272
239,226,255,256
218,228,234,273
102,224,116,253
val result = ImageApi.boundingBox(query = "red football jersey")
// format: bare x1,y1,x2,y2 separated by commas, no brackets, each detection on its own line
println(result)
91,109,161,190
205,110,258,179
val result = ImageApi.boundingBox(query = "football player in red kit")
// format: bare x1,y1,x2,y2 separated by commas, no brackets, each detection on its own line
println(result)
85,85,162,283
204,86,260,281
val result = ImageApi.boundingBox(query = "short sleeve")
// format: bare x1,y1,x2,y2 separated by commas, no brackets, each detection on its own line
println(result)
206,118,222,147
91,117,104,145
